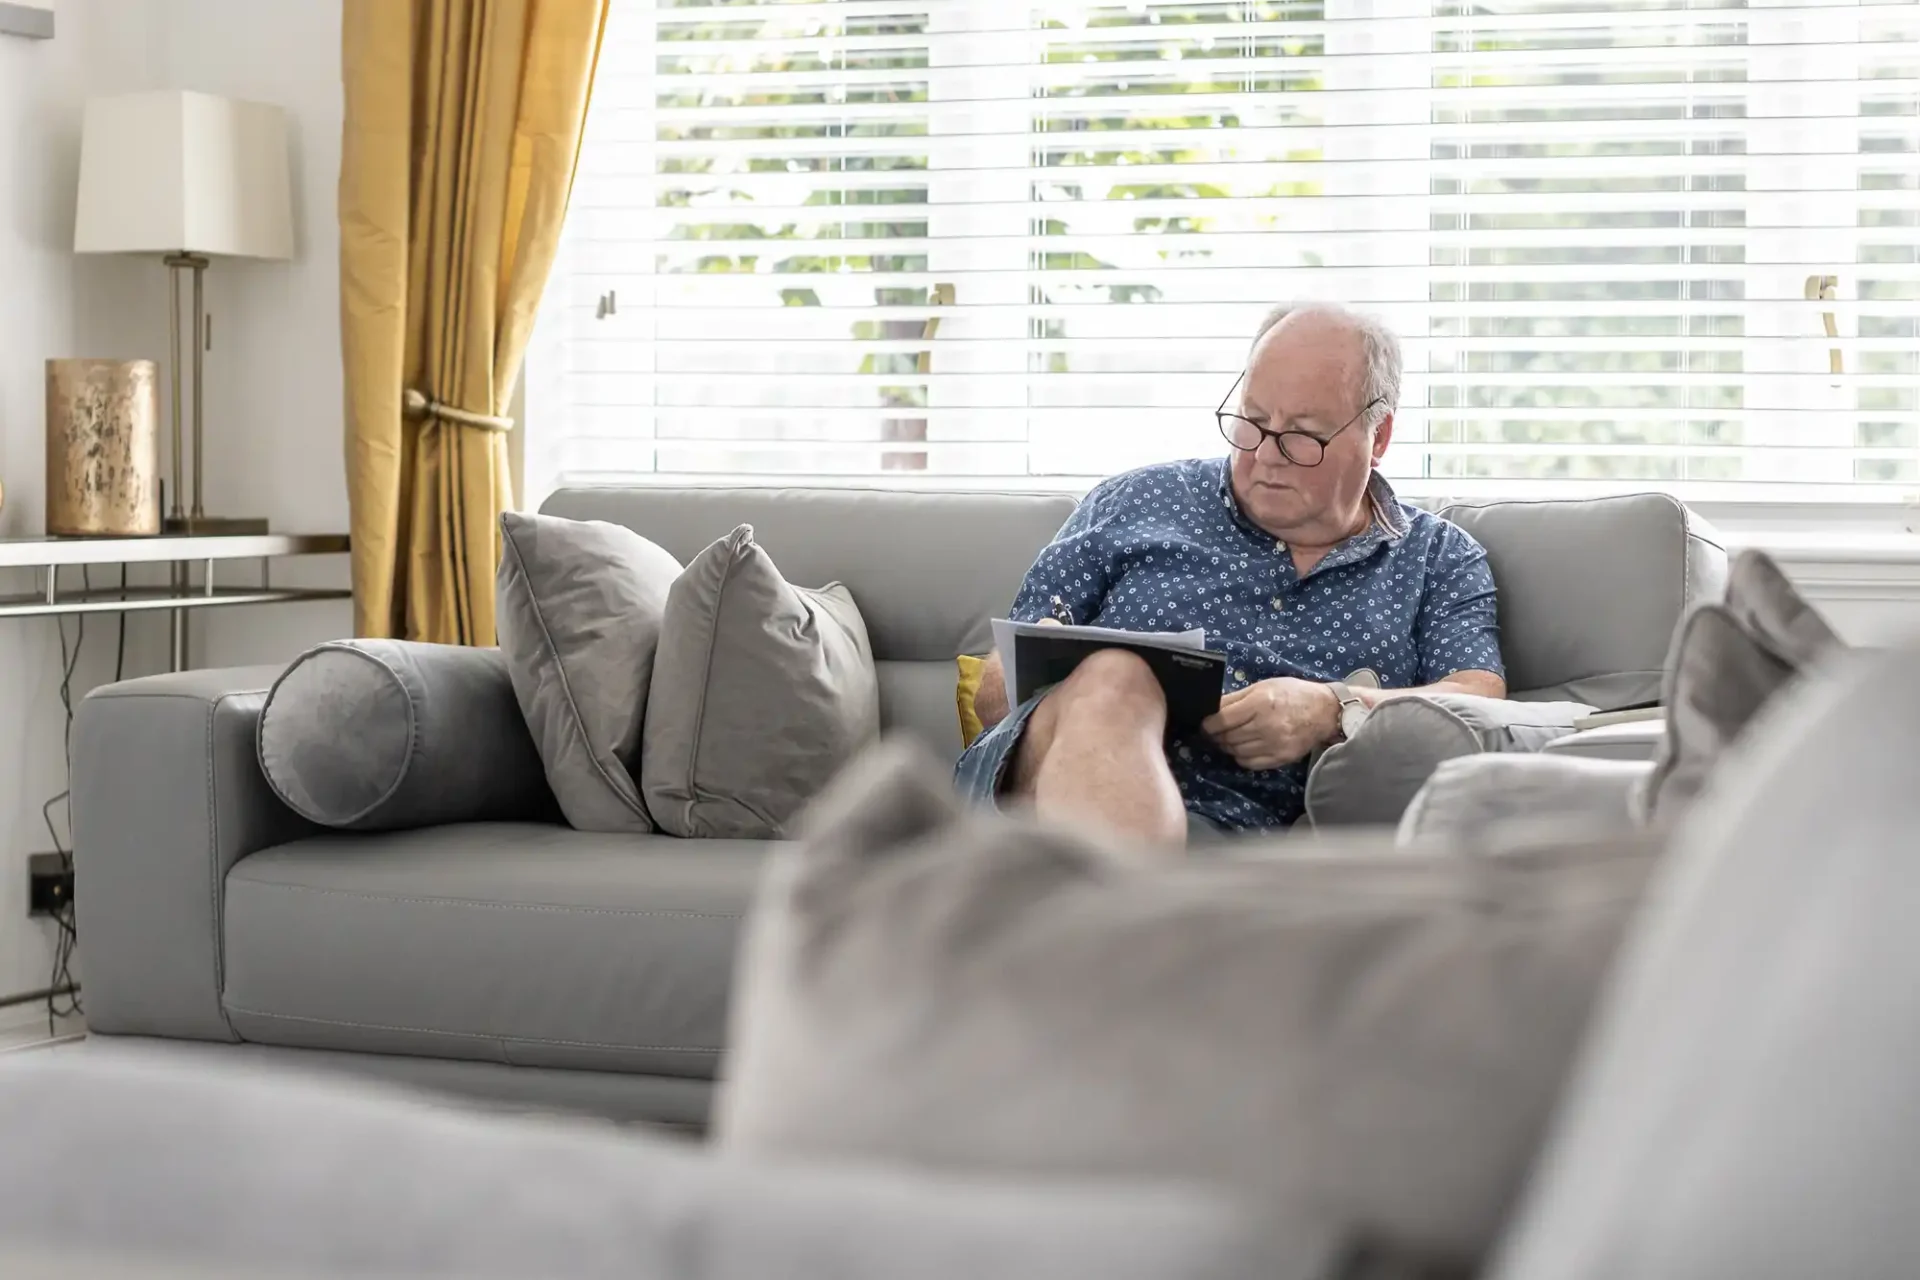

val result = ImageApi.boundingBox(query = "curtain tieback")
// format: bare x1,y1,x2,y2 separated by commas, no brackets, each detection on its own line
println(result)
402,388,515,433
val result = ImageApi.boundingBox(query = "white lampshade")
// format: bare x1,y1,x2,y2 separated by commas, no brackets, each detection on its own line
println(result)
73,90,294,259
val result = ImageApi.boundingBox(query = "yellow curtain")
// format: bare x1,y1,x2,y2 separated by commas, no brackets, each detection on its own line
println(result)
339,0,607,643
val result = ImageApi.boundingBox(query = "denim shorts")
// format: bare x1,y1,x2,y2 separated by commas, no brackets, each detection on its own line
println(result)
953,691,1226,843
952,692,1046,804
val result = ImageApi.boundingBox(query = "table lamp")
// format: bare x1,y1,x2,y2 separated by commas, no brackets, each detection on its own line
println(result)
73,90,294,535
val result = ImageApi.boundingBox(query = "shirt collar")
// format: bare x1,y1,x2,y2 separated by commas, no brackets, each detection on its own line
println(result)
1215,459,1410,548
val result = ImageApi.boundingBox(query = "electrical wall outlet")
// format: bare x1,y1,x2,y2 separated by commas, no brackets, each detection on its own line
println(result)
28,853,73,918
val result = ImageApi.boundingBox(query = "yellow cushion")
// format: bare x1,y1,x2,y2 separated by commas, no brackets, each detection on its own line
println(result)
955,654,988,748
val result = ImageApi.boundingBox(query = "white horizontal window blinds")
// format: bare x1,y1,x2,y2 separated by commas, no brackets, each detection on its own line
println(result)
1425,0,1920,499
554,0,950,475
541,0,1920,497
1023,1,1369,476
1858,1,1920,488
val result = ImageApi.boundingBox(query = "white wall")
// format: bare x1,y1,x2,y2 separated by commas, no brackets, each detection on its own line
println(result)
1,0,169,1002
168,0,351,669
0,0,349,1002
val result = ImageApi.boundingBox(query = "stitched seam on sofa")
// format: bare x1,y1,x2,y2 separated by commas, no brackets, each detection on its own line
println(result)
207,695,241,1040
672,537,735,833
1681,498,1694,613
224,878,742,919
503,519,649,824
256,664,293,813
1396,696,1482,754
341,643,417,825
261,644,415,826
222,1004,721,1053
92,686,275,702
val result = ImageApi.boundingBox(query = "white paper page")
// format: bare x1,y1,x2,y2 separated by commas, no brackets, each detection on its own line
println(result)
990,618,1207,675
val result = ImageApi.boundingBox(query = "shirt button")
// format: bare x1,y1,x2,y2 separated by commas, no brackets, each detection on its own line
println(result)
1273,539,1285,552
1233,669,1247,682
1270,597,1284,611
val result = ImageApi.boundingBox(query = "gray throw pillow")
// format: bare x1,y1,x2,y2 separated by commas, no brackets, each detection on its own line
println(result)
717,740,1658,1273
1305,694,1593,828
258,640,558,831
497,511,684,833
642,525,880,839
1640,549,1841,820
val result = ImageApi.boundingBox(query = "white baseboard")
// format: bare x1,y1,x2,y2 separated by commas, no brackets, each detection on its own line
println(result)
0,999,83,1047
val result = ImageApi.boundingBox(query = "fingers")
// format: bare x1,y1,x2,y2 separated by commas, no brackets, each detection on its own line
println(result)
1203,695,1261,735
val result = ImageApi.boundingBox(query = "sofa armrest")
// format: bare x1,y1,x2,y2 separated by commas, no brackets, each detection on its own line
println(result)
1543,718,1667,763
1398,753,1651,847
1304,694,1594,829
73,666,317,1041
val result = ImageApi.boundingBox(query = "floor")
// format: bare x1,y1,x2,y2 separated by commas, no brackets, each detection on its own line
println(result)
0,1006,85,1055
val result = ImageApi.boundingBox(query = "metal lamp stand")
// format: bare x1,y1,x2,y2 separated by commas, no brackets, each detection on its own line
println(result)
162,251,267,535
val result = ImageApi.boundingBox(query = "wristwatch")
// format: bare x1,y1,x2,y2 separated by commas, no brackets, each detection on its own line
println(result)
1328,681,1369,742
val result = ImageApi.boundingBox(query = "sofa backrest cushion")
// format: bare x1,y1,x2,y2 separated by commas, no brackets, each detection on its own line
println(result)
540,486,1078,759
1432,493,1727,709
542,484,1725,755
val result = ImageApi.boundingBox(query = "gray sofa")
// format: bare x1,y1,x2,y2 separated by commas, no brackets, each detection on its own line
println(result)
71,485,1726,1127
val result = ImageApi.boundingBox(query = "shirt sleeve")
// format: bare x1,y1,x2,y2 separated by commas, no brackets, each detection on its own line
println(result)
1006,482,1118,625
1415,524,1505,685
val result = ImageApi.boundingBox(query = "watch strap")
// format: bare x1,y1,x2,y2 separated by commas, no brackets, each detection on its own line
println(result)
1329,680,1369,741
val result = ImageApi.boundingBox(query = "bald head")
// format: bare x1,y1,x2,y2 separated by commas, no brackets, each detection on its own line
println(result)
1248,302,1402,429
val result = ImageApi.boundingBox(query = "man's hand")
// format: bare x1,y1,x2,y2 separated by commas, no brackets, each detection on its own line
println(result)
1202,678,1340,772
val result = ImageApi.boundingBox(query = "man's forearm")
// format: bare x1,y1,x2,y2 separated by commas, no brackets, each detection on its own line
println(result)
1299,672,1509,754
1354,671,1507,708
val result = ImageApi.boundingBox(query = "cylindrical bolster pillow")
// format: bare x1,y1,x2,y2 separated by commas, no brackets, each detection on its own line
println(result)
1305,694,1595,830
258,640,560,831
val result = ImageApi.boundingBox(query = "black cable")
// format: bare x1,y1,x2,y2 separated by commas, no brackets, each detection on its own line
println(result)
114,563,128,683
39,568,93,1036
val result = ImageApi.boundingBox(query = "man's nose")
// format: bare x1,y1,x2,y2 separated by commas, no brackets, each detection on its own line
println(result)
1255,435,1293,468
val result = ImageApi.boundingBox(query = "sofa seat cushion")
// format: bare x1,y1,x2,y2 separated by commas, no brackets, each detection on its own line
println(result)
221,824,768,1079
1540,718,1666,763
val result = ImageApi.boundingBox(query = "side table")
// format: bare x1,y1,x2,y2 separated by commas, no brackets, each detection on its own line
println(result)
0,534,351,672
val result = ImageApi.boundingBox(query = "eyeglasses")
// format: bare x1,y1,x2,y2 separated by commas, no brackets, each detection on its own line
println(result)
1215,370,1384,468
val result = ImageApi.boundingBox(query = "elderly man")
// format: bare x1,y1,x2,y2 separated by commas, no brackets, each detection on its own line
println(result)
955,302,1506,844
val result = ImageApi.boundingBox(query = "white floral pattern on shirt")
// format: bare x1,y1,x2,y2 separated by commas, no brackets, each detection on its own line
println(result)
970,456,1503,831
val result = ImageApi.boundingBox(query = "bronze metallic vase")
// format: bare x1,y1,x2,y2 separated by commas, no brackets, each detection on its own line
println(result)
45,358,161,537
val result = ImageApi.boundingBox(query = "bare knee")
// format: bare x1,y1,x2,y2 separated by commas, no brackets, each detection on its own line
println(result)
1008,649,1166,795
1055,648,1167,724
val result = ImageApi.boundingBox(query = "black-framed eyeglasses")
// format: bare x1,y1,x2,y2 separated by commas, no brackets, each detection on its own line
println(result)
1215,370,1384,468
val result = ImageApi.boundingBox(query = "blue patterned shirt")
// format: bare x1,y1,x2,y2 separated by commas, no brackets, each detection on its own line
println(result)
1000,457,1503,830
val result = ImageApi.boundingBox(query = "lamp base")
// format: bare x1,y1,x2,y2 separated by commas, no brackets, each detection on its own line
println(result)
163,514,270,536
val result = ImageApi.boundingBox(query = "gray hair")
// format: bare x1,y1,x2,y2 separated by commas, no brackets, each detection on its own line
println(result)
1248,301,1402,428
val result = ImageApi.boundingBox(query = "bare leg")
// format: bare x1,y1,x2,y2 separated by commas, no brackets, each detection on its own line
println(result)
1007,649,1187,847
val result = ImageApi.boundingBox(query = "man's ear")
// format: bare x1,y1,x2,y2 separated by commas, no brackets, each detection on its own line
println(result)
1370,411,1394,465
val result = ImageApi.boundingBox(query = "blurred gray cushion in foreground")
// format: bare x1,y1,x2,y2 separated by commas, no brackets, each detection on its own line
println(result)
1491,648,1920,1280
0,1050,1298,1280
719,740,1657,1274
